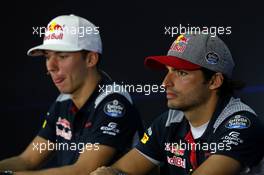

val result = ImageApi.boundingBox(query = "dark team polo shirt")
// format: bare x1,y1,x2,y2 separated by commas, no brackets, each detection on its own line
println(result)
136,96,264,174
38,75,143,166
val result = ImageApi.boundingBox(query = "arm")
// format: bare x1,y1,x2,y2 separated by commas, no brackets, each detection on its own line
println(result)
90,148,157,175
0,136,53,171
192,113,264,175
15,144,116,175
13,94,144,175
192,155,241,175
112,149,156,175
94,113,167,175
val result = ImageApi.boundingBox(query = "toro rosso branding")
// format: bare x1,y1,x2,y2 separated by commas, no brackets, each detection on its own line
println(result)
225,115,251,129
56,117,72,140
103,100,125,117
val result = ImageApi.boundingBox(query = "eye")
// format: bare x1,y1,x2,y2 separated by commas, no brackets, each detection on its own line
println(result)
59,55,66,59
58,53,69,60
176,70,188,76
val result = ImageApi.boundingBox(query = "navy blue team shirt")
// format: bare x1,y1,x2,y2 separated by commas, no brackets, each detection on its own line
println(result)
38,73,143,166
136,96,264,174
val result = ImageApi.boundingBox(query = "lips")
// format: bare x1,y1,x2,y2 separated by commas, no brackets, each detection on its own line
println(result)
53,77,65,85
166,91,177,99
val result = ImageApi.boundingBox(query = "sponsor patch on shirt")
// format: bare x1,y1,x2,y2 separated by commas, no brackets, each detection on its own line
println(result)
221,131,244,146
56,117,72,140
141,133,149,144
104,100,125,117
100,122,120,136
167,155,186,169
225,115,251,129
147,127,152,136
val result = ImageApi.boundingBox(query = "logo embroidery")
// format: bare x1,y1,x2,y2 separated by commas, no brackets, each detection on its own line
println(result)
103,100,125,117
56,117,72,140
225,115,251,129
169,34,190,53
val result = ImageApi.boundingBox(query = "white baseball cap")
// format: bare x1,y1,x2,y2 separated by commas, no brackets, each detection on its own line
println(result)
27,14,102,56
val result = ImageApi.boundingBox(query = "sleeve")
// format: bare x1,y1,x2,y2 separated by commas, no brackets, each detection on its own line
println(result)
83,94,143,152
135,113,168,164
37,102,57,143
211,112,264,168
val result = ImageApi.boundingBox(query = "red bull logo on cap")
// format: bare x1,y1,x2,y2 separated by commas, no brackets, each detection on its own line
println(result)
48,21,64,32
170,34,190,53
44,21,64,41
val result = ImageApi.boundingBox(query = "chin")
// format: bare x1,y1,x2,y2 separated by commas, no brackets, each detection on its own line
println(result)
167,102,184,111
57,88,72,94
168,102,178,109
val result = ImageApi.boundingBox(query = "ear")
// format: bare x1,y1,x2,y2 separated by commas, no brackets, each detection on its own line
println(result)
209,73,224,90
85,52,99,68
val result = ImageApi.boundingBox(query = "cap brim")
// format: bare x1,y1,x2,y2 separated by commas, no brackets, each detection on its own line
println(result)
27,44,82,56
144,56,201,70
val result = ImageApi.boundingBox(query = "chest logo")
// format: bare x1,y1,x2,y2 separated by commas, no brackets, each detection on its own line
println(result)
167,155,186,169
56,117,72,140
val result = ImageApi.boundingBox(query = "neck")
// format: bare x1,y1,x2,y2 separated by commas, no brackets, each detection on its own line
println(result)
184,94,219,127
71,70,101,109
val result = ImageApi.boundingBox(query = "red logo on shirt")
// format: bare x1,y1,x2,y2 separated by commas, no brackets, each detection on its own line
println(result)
56,117,72,140
167,156,186,169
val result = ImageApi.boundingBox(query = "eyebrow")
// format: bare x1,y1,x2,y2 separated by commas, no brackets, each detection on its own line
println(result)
43,51,63,55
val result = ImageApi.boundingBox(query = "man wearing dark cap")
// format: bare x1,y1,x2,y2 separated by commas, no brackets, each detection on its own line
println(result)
91,33,264,175
0,14,143,175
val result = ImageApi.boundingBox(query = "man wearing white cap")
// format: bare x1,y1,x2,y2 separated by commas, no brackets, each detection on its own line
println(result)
90,33,264,175
0,14,143,175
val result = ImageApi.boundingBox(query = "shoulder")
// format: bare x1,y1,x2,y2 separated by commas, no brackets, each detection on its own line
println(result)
218,110,263,131
43,94,73,120
95,82,133,109
149,109,184,133
51,93,72,108
212,97,261,133
213,111,264,143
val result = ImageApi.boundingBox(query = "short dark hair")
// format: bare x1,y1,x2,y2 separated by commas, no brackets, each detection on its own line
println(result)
81,50,102,68
201,67,246,97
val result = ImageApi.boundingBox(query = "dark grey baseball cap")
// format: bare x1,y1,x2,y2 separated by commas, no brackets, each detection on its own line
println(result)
144,33,235,78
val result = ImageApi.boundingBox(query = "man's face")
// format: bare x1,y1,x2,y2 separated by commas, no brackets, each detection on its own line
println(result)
163,66,211,111
45,51,88,94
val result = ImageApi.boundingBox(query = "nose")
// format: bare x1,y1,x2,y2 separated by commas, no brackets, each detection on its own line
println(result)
46,56,59,74
162,72,173,89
